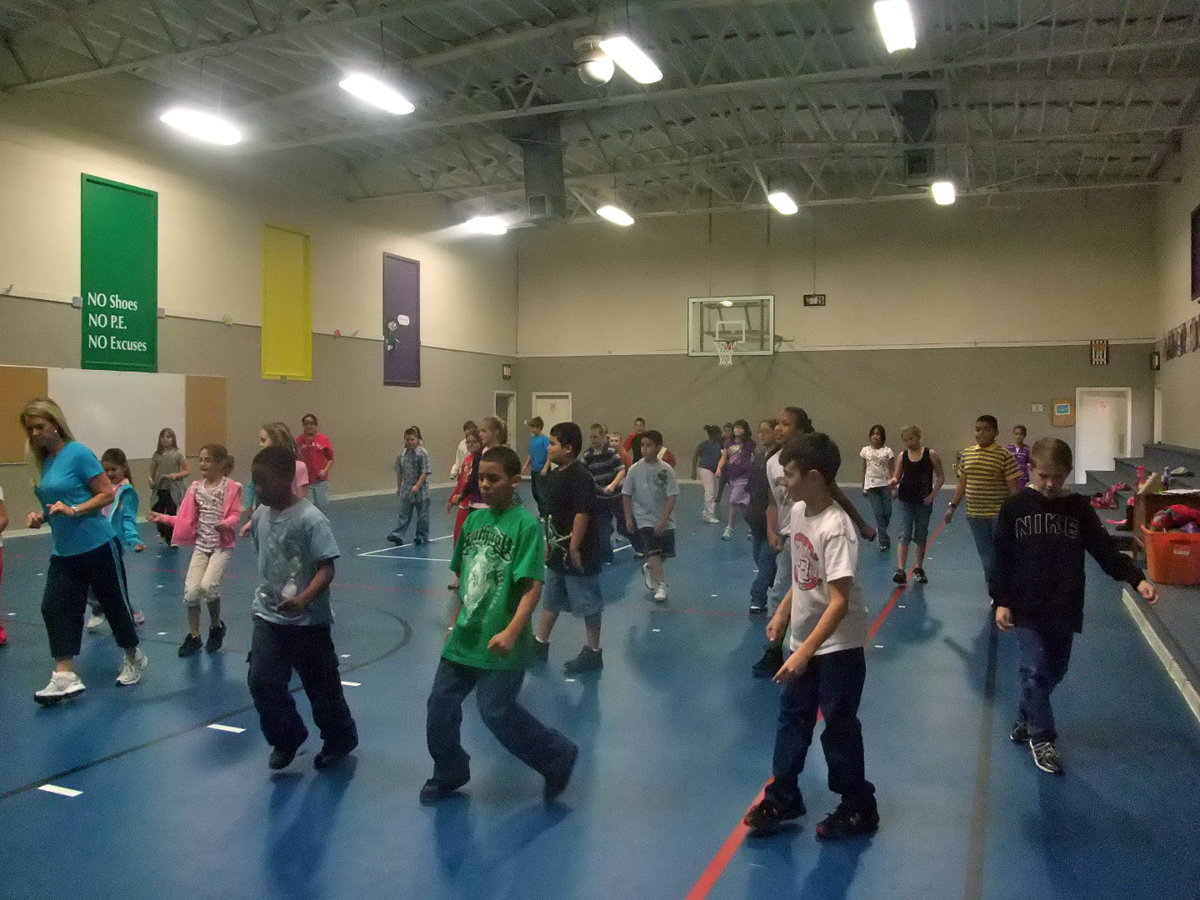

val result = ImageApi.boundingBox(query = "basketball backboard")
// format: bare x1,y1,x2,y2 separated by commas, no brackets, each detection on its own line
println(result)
688,295,774,356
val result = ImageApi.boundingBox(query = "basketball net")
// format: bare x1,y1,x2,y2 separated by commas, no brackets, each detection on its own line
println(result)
715,339,739,366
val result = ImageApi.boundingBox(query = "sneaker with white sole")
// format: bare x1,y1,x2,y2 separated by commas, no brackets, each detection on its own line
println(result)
721,527,733,541
1029,739,1064,774
642,561,655,590
133,610,146,626
702,515,720,524
116,649,149,686
34,671,86,706
653,583,668,602
85,612,106,632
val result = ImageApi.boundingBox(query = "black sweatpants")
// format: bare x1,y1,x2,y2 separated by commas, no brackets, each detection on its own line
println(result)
248,616,358,753
42,539,139,659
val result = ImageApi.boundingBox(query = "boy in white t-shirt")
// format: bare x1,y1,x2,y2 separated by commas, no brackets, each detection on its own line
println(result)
744,433,878,839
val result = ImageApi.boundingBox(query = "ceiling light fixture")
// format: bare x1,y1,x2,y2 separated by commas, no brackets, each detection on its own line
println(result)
874,0,917,53
338,72,415,115
573,36,615,86
464,215,509,235
159,107,242,145
598,35,662,84
767,191,799,215
931,181,956,205
596,205,634,226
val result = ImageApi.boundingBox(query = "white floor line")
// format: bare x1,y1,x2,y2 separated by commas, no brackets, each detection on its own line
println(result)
207,724,246,734
38,784,82,798
357,535,453,558
1122,587,1200,726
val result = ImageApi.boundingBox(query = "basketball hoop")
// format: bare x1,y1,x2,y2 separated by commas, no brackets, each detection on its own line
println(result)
715,339,739,366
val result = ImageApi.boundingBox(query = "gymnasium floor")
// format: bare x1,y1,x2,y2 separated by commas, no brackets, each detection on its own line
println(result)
1,484,1197,900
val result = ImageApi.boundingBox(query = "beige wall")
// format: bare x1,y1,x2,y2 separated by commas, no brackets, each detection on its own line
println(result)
514,190,1156,356
1153,128,1200,447
0,296,512,517
0,91,518,356
512,343,1154,484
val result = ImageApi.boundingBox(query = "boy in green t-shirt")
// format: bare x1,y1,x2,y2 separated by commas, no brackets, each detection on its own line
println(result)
421,446,579,804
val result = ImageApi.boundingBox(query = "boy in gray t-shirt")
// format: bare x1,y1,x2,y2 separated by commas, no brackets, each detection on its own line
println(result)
248,445,358,772
621,430,678,603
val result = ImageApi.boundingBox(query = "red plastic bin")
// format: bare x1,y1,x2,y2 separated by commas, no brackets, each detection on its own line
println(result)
1142,528,1200,586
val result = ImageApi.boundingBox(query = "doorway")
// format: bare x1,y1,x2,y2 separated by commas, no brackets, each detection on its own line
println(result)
493,391,516,444
1074,387,1132,484
531,392,572,428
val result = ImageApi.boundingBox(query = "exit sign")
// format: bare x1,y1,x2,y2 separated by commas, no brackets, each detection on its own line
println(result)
803,293,826,307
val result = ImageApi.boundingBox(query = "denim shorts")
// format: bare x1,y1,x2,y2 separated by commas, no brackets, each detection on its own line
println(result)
542,569,604,617
895,500,933,545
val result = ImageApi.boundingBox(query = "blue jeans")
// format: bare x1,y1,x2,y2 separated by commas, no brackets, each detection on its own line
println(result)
865,487,892,546
967,516,998,583
308,480,329,514
766,538,792,615
390,493,430,542
1015,625,1074,742
426,657,576,784
750,531,778,607
767,647,875,810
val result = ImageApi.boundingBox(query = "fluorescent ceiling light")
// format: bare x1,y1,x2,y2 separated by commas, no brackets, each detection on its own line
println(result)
767,191,799,215
598,35,663,84
874,0,917,53
720,299,734,307
597,205,634,226
159,107,242,145
465,215,508,235
931,181,956,205
339,73,415,115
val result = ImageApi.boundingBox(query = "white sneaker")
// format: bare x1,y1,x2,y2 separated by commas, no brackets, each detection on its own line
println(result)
133,610,146,626
116,648,149,686
653,583,669,603
702,515,720,524
722,527,733,540
85,612,106,632
34,671,86,705
642,561,655,590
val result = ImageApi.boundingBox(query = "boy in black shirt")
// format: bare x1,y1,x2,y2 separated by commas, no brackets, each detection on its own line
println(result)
533,422,605,673
991,438,1157,775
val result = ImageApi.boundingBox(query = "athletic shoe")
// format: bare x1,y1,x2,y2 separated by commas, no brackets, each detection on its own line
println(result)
912,568,928,584
178,633,202,657
205,621,227,653
133,610,146,626
419,773,470,804
653,583,669,603
564,646,603,674
414,537,426,545
642,561,655,590
751,643,784,679
743,793,806,832
532,639,550,663
722,527,733,541
269,746,298,770
34,671,86,705
85,612,106,632
748,601,767,614
447,580,460,590
543,744,579,801
116,648,148,686
879,538,890,552
314,737,358,770
702,515,720,524
1010,717,1030,744
816,803,879,839
1030,739,1064,775
386,534,405,546
892,568,907,585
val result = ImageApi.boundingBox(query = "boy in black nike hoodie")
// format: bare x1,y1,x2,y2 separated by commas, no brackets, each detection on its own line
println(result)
989,438,1157,775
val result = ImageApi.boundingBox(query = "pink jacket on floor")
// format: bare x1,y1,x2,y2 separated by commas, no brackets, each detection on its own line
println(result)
158,478,243,549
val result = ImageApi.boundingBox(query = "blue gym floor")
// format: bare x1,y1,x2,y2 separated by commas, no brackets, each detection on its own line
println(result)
1,485,1198,900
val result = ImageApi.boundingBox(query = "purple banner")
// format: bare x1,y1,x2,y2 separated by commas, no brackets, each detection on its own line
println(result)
383,253,420,387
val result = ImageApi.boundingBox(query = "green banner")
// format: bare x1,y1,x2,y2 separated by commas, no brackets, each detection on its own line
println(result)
80,174,158,372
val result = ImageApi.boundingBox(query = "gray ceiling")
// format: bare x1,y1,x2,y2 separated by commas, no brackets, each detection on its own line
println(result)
2,0,1198,224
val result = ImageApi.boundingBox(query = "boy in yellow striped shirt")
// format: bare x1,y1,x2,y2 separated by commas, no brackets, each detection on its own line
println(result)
944,415,1021,583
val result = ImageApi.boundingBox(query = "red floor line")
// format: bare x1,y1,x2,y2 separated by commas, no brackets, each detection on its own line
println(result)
684,521,948,900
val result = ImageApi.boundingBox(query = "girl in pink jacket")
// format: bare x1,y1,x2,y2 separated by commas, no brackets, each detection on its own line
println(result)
149,444,242,658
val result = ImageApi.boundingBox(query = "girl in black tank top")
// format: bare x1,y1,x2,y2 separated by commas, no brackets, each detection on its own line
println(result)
897,447,934,503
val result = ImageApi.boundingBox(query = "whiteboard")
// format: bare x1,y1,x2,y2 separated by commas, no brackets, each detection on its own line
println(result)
47,368,186,459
